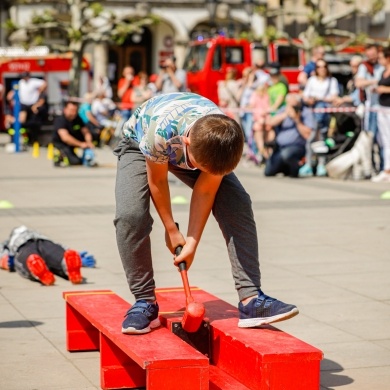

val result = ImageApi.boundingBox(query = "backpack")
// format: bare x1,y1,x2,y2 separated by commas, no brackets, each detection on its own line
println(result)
359,61,374,103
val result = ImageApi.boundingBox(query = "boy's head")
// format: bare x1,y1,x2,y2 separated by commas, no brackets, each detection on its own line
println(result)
185,114,244,176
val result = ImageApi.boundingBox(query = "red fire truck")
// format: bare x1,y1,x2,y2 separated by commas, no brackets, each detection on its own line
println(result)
0,50,90,131
183,36,306,104
183,36,362,104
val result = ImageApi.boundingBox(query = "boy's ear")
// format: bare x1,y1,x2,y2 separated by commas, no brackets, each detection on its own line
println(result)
182,136,191,145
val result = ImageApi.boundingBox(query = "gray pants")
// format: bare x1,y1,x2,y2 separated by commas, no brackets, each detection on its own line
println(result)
113,137,261,302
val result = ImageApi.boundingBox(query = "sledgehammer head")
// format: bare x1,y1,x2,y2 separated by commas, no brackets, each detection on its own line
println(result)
178,259,206,333
181,301,205,333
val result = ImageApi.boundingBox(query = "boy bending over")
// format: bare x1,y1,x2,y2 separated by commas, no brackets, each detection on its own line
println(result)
114,92,299,334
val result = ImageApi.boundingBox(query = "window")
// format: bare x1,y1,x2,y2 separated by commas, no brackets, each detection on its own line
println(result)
225,46,244,64
212,45,222,70
183,44,208,72
276,45,300,68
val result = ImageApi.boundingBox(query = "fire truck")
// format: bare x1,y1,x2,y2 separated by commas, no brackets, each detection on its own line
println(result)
183,36,360,104
183,36,306,104
0,49,90,132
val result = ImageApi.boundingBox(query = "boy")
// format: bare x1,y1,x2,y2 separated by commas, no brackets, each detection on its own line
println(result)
114,92,298,334
0,225,83,285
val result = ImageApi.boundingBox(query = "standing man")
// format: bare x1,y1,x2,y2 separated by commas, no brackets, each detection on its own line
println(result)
18,72,47,125
117,66,137,121
52,101,95,167
155,56,187,94
8,72,48,144
355,44,385,173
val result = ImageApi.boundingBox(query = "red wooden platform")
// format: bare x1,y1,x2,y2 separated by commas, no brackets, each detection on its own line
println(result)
63,290,208,390
156,287,323,390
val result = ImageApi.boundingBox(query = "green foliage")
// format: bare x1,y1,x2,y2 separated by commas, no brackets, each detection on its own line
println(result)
31,34,44,46
31,9,56,24
370,0,385,15
68,28,83,42
3,19,18,33
354,32,369,45
265,26,279,43
89,2,104,17
256,4,267,16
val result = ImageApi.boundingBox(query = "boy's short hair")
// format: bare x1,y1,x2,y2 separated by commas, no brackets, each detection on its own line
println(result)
190,114,244,175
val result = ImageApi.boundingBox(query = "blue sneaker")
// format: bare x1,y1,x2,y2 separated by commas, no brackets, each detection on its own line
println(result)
298,163,313,177
316,164,327,177
122,300,160,334
238,290,299,328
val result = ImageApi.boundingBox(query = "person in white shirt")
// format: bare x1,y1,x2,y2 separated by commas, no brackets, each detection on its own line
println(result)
5,72,47,144
299,60,340,177
18,72,47,125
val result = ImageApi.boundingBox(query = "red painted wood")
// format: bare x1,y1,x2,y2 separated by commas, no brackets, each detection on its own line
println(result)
156,287,323,390
63,290,209,390
66,304,100,351
209,365,250,390
100,333,145,389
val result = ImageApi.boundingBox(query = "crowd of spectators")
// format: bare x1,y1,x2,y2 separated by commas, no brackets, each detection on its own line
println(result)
217,43,390,182
1,45,390,180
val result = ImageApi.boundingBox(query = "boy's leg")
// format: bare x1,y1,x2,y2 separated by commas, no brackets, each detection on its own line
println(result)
168,165,260,301
35,239,82,283
36,239,67,276
15,241,55,285
114,138,160,334
113,138,155,302
169,165,298,327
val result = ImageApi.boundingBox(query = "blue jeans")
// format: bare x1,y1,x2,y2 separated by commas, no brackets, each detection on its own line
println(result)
120,109,132,122
366,109,383,171
240,112,257,155
264,144,305,178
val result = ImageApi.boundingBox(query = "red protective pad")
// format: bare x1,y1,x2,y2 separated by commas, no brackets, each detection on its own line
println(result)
156,287,323,390
63,290,209,390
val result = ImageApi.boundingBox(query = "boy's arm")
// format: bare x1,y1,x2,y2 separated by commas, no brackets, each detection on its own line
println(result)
146,159,184,250
174,171,223,269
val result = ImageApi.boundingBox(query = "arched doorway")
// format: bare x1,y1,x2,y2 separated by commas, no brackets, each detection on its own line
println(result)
108,27,152,99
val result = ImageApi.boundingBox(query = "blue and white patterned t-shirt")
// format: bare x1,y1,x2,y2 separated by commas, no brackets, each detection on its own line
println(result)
123,92,223,169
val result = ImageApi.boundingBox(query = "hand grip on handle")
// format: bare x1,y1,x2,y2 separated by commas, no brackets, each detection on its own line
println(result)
175,245,186,271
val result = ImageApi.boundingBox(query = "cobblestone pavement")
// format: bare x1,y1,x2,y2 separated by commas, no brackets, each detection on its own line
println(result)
1,143,389,389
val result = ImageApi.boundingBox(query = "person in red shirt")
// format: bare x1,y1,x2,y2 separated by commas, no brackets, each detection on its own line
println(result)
117,66,139,121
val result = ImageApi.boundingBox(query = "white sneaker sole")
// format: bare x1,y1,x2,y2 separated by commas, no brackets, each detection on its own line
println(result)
122,318,161,335
238,307,299,328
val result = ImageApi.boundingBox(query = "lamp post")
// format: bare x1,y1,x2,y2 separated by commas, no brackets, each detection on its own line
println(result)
205,0,219,30
205,0,218,20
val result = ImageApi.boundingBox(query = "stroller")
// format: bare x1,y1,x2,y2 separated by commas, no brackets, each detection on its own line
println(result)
313,104,373,180
312,104,361,166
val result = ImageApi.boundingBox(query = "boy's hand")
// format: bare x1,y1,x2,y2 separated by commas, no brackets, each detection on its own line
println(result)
173,241,196,270
165,228,185,254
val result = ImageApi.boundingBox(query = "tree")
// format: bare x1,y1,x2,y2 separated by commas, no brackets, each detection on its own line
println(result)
6,0,158,96
254,0,385,54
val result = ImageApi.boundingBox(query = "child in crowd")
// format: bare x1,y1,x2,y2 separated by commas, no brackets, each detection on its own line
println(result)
250,83,273,163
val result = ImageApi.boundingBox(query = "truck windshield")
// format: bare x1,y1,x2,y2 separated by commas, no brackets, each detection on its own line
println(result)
276,46,300,68
184,44,208,72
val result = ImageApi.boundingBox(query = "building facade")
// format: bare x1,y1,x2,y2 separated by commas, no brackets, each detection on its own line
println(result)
2,0,390,97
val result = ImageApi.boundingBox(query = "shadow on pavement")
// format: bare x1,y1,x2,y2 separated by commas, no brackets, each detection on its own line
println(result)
321,358,354,388
0,320,44,328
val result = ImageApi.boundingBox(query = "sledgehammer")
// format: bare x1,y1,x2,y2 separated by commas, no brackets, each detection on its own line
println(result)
175,246,205,333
